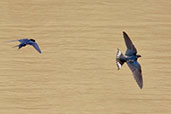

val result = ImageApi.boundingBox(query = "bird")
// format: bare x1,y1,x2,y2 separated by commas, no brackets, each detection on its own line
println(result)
9,38,41,53
116,32,143,89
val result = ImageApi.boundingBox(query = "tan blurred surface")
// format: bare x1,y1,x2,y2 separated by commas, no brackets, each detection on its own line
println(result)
0,0,171,114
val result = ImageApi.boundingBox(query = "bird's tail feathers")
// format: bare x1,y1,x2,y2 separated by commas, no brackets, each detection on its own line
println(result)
12,45,21,51
5,40,19,43
12,45,18,48
116,48,125,70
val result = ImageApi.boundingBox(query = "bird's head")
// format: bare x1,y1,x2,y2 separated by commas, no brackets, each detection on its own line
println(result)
30,39,35,42
137,55,141,58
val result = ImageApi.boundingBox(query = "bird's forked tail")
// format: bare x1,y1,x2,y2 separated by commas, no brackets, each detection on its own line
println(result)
116,48,126,70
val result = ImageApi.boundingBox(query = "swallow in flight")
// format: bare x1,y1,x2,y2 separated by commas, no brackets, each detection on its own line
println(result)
116,32,143,89
9,38,41,53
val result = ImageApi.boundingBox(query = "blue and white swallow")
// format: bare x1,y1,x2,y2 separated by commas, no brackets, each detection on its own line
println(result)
9,38,41,54
116,32,143,89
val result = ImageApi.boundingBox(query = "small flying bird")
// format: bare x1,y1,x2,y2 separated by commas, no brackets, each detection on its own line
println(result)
116,32,143,89
9,38,41,53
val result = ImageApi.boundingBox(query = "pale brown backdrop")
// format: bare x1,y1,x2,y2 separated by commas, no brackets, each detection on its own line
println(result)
0,0,171,114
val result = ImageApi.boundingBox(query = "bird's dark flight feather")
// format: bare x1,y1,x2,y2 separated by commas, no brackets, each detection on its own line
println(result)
127,61,143,89
30,42,41,53
123,32,137,56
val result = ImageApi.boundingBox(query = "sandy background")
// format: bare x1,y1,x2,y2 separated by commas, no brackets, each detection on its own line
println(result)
0,0,171,114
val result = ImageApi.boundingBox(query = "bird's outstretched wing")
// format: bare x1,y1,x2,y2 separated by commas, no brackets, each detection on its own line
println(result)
127,61,143,89
30,42,41,53
123,32,137,56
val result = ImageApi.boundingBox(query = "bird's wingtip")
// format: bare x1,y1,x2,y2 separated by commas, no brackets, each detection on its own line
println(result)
138,83,143,89
123,31,127,35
